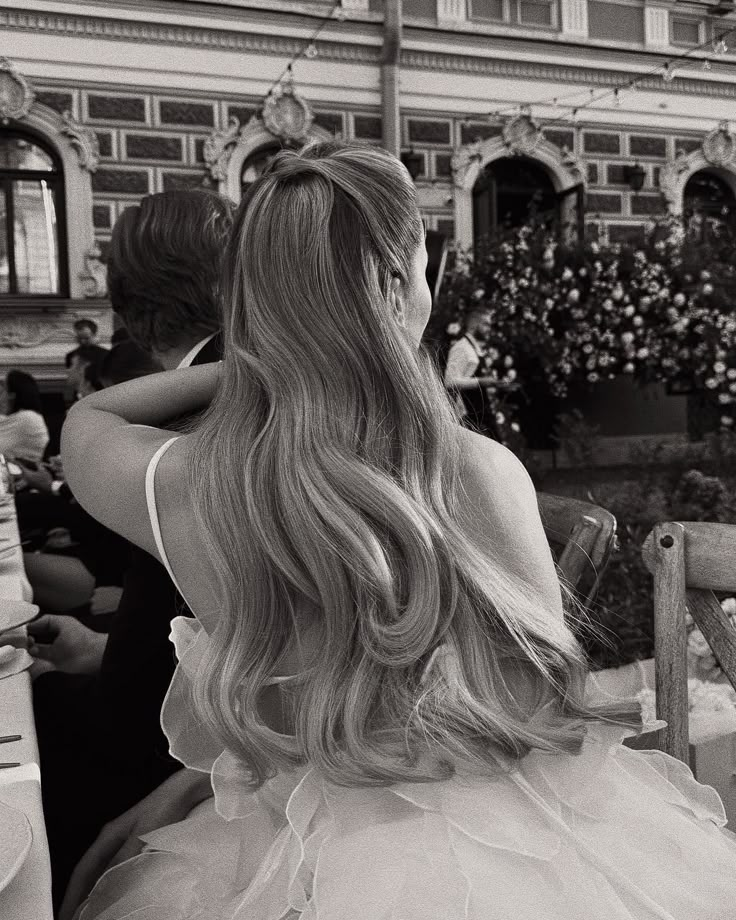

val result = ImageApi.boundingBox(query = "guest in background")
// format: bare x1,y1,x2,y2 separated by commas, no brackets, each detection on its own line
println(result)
31,188,233,912
0,369,50,462
64,319,108,405
443,307,500,436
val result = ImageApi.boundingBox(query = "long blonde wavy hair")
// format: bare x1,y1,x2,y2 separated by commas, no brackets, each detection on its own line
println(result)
189,141,639,788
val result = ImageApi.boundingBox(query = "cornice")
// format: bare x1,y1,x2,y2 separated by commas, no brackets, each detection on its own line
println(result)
5,6,736,100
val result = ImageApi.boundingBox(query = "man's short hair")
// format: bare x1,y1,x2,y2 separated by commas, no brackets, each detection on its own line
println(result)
100,341,163,386
107,190,235,354
73,319,98,336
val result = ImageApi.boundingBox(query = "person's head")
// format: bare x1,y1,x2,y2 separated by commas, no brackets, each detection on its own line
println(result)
188,141,634,789
73,319,98,347
98,341,163,389
5,370,43,414
466,307,492,339
107,190,234,359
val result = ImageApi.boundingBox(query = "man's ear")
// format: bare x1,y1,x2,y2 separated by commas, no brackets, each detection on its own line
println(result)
388,276,406,328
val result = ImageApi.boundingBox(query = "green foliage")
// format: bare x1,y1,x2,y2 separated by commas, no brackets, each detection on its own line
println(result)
566,432,736,669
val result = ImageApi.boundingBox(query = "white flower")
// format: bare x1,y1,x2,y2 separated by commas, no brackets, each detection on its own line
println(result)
510,422,521,433
505,368,517,381
562,267,573,281
632,316,644,327
623,305,635,317
590,241,600,253
587,372,600,382
719,394,733,404
701,270,711,281
722,416,734,427
636,347,649,359
503,355,514,367
639,296,652,309
703,283,714,296
495,412,506,425
473,288,485,300
621,332,635,346
446,322,461,336
730,382,736,394
673,292,686,307
612,285,624,301
714,361,727,375
578,267,588,277
706,378,718,389
721,598,736,617
582,343,594,354
727,369,736,381
567,289,580,305
623,362,635,373
545,298,554,309
603,299,614,311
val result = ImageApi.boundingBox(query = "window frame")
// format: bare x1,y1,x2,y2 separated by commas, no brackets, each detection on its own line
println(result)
670,15,703,48
0,129,69,300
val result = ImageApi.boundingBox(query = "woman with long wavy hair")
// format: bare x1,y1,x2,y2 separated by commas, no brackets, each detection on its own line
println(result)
61,141,736,920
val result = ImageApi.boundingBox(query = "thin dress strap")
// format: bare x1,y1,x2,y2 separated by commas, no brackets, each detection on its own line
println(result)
145,437,187,601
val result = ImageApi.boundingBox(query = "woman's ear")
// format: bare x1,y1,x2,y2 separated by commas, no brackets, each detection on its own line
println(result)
388,276,407,328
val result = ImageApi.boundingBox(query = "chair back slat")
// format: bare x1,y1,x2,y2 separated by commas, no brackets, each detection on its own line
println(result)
649,522,690,764
642,519,736,764
687,589,736,691
643,521,736,593
537,492,617,609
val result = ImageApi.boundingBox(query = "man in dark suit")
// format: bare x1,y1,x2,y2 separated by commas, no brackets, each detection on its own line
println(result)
30,190,233,910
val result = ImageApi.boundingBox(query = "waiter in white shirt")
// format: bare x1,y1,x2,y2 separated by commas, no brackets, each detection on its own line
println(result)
443,307,500,434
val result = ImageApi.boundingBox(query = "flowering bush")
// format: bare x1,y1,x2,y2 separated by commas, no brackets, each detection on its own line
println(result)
425,218,736,445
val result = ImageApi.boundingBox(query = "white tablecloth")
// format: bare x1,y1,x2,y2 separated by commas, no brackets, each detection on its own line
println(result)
0,492,53,919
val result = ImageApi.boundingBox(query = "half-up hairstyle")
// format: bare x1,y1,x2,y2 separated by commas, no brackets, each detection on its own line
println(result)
189,141,639,788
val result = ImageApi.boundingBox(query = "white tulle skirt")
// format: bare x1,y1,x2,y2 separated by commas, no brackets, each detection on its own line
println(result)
77,720,736,920
76,617,736,919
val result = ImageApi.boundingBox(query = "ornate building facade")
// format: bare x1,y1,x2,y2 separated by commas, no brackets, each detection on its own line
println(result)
3,0,736,396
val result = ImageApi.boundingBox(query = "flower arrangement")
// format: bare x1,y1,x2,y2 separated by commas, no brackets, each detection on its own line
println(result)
636,678,736,723
687,598,736,681
425,217,736,445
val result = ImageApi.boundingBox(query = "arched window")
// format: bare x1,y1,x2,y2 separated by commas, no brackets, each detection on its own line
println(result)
0,131,67,297
684,170,736,223
472,156,558,244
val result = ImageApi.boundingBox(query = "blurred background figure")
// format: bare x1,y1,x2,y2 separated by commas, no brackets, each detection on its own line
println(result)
64,319,109,406
0,369,50,463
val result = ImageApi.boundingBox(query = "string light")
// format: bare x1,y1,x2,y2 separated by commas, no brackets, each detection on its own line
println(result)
613,88,621,106
480,23,736,132
263,0,341,102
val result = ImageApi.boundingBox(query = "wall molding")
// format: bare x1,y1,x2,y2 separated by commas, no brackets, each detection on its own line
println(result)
6,7,736,100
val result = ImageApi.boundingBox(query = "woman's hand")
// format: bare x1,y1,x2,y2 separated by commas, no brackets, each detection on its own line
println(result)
27,614,107,675
60,768,213,920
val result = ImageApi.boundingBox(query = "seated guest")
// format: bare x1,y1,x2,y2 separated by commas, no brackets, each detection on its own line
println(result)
30,188,233,912
0,369,50,462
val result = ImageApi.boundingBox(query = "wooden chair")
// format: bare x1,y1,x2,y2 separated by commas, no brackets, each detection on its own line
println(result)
536,492,618,609
641,521,736,764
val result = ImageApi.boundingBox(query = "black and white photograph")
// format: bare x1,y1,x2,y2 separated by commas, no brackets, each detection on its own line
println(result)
2,0,736,916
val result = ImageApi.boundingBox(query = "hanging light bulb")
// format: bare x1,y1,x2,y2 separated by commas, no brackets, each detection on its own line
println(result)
614,88,622,106
304,43,319,59
629,80,638,92
703,58,712,71
662,63,676,83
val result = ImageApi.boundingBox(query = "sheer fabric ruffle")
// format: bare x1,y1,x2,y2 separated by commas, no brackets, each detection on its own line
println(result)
77,617,736,920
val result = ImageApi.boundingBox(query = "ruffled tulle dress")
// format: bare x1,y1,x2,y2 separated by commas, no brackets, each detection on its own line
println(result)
77,441,736,919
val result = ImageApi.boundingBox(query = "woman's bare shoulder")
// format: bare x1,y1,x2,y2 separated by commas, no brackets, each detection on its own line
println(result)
457,429,535,502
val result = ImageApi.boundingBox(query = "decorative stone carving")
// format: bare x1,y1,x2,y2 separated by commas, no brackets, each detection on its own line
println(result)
702,121,736,168
0,318,49,349
0,57,34,124
560,145,585,184
450,139,483,189
79,244,108,298
502,111,542,156
262,76,313,142
60,110,100,173
660,125,736,214
204,116,243,183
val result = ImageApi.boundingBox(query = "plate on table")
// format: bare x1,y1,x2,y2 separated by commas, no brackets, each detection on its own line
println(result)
0,600,39,634
0,799,32,894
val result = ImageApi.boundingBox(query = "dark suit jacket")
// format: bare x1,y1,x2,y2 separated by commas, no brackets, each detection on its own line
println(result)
34,332,223,909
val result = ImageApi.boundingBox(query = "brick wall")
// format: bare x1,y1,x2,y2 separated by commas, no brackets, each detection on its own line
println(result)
34,84,707,248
